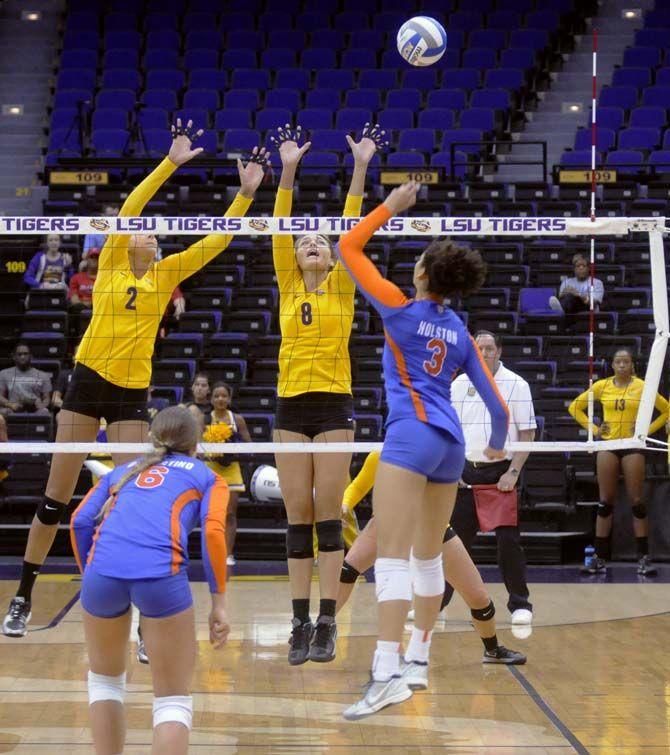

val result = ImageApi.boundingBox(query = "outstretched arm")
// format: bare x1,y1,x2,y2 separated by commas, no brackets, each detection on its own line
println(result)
70,477,111,572
342,451,380,512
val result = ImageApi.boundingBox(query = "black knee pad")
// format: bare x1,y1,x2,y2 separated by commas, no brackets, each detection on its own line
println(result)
315,519,344,553
597,502,614,518
632,503,647,519
36,496,68,526
443,525,457,543
286,524,313,559
471,600,495,622
340,561,360,584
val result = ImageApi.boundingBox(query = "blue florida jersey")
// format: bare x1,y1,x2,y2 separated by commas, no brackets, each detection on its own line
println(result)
338,204,509,450
71,454,229,593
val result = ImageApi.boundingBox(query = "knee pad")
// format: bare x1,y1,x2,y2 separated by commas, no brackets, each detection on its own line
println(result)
471,600,495,622
153,695,193,731
410,552,444,597
374,557,412,603
36,496,68,526
340,561,360,584
632,503,647,519
88,670,126,705
597,502,614,519
315,519,344,553
443,525,457,544
286,524,313,559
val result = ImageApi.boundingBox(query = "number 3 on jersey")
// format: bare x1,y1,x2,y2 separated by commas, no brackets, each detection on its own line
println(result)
423,338,447,377
135,466,169,489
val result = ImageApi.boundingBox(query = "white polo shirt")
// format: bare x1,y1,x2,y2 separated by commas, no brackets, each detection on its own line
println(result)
451,362,537,462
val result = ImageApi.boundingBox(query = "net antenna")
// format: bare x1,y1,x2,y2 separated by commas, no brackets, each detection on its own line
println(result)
587,27,598,444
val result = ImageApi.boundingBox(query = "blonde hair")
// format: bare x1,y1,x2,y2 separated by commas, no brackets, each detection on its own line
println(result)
97,406,200,520
295,234,335,268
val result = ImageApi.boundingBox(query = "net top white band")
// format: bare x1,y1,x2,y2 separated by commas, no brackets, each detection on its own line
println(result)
0,216,666,236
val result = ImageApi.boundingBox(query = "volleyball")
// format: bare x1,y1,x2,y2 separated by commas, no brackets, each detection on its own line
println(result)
396,16,447,67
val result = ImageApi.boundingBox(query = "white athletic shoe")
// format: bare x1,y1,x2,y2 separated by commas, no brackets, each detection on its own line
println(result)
226,555,236,566
343,674,413,720
511,609,533,625
399,658,429,690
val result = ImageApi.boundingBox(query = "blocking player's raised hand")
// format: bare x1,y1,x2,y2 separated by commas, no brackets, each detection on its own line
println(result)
168,119,204,166
237,146,271,199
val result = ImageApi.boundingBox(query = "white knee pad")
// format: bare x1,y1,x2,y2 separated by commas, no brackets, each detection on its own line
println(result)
374,557,412,603
153,695,193,731
410,552,444,597
88,670,126,705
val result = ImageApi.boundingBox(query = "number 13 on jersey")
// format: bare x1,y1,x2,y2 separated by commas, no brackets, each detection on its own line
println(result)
423,338,447,377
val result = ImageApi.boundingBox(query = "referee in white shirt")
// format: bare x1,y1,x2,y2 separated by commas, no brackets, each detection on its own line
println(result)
443,330,536,625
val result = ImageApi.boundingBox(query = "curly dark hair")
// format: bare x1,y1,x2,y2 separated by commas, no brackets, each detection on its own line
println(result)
421,240,487,299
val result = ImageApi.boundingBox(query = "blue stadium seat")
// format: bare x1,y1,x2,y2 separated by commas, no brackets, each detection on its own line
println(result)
57,68,96,91
315,69,355,89
255,108,293,131
443,69,480,91
306,90,341,109
431,150,468,179
612,67,652,89
642,85,670,107
358,69,398,90
60,49,97,69
53,89,91,108
623,46,662,67
223,90,260,110
460,108,496,132
91,129,129,155
103,48,139,69
605,149,644,174
342,49,378,69
487,10,521,29
387,152,426,167
310,129,346,151
257,11,293,31
221,129,261,152
183,89,220,111
484,68,525,90
147,0,186,12
295,11,331,29
427,89,467,110
182,12,217,32
450,10,483,31
650,149,670,171
261,49,296,69
146,12,177,30
574,127,615,151
221,50,257,69
418,108,456,130
645,9,670,26
333,11,370,30
463,0,493,11
499,48,535,70
142,89,178,110
62,29,98,50
509,29,549,50
230,69,270,90
386,89,421,110
634,28,669,47
560,149,599,166
138,107,169,130
66,11,99,30
104,12,137,31
91,108,128,131
349,30,385,49
526,10,559,30
599,86,639,110
302,48,338,69
343,0,375,12
343,152,381,179
185,31,221,50
375,11,405,31
595,106,625,131
189,69,227,90
174,107,210,128
144,49,179,70
48,128,82,152
441,128,484,155
265,89,301,112
183,49,218,70
618,127,660,150
519,287,555,314
345,89,382,110
275,68,311,90
301,151,339,176
101,69,142,92
469,29,507,49
146,70,185,91
377,108,414,130
462,48,498,70
218,11,255,31
629,106,667,128
309,29,344,49
397,129,436,153
145,30,180,50
214,109,252,129
225,30,266,50
657,67,670,85
402,69,439,90
50,108,78,130
297,108,333,129
471,88,511,111
96,89,135,111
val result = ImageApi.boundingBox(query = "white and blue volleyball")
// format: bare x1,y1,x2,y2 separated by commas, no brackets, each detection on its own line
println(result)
397,16,447,67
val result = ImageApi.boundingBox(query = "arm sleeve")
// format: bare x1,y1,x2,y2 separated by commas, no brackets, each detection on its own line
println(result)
156,193,253,288
462,337,510,450
272,187,300,294
568,382,602,434
342,451,380,512
337,204,408,317
24,253,41,288
648,393,670,436
69,477,110,573
100,157,177,274
200,475,229,593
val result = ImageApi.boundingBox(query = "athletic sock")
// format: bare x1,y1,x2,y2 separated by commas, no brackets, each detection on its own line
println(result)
636,536,649,557
405,626,432,664
594,536,610,560
17,561,41,602
372,640,400,681
481,634,498,653
292,599,310,624
318,599,336,620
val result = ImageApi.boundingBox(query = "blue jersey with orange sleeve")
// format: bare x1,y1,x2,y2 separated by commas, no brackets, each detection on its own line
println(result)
70,455,228,593
338,204,509,450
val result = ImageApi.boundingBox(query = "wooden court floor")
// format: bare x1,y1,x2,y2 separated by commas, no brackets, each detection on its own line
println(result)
1,573,670,754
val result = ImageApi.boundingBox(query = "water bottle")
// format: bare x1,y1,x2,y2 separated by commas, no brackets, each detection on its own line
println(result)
584,545,595,570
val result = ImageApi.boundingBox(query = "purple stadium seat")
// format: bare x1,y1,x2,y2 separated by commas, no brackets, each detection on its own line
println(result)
62,30,98,49
450,11,483,31
295,12,331,30
144,49,179,70
66,11,99,30
309,29,344,49
145,31,180,50
221,129,261,153
275,68,310,90
509,29,549,51
138,108,169,130
377,108,414,130
441,128,484,155
103,48,139,68
301,151,339,176
265,89,301,112
336,108,373,131
388,151,426,167
484,68,525,90
594,106,625,131
519,288,555,314
258,11,293,31
634,28,670,47
315,69,355,89
60,49,97,69
431,150,468,179
402,69,439,89
255,108,293,131
463,48,498,70
560,149,599,166
146,70,185,91
574,127,615,151
599,86,639,110
333,11,370,30
222,50,257,69
301,48,338,69
464,0,493,11
605,149,644,174
183,49,218,70
219,11,255,31
225,30,266,51
358,69,398,90
386,89,421,110
487,10,521,30
645,9,670,27
96,89,136,110
174,108,210,129
146,12,177,30
349,30,384,49
469,29,507,49
185,31,221,50
50,108,78,130
189,69,227,90
642,85,670,107
261,49,296,69
418,108,456,130
104,12,137,31
91,129,129,155
183,89,220,111
342,49,378,69
500,48,536,70
612,67,652,89
618,127,660,150
345,89,382,110
623,46,662,67
471,89,511,110
442,69,480,91
57,68,96,91
182,12,217,32
460,108,496,132
650,150,670,171
310,129,346,151
629,106,667,128
91,108,128,131
53,89,91,108
398,129,436,153
306,90,341,109
101,69,142,92
48,128,82,152
142,89,179,110
215,109,252,130
427,89,467,110
223,90,261,110
526,10,559,30
375,11,405,31
297,108,333,129
656,68,670,85
230,69,270,90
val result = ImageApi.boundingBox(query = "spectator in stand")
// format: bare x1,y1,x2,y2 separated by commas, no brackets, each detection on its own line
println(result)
68,250,98,308
24,234,73,293
549,253,604,315
168,285,186,321
82,204,119,259
0,344,52,415
185,372,212,415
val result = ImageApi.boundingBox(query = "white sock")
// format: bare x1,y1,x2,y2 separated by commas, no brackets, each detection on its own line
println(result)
405,626,432,664
372,640,400,681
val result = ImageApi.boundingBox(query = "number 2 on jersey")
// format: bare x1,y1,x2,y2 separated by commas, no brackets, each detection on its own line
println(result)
125,286,138,310
135,466,169,489
423,338,447,377
301,301,313,325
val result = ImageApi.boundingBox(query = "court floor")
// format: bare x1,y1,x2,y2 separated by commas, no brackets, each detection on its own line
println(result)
1,564,669,754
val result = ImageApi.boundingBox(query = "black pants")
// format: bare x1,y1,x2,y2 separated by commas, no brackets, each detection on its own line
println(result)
444,459,532,614
559,292,589,315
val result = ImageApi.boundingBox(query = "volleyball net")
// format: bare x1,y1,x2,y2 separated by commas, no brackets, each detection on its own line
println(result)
0,213,667,459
